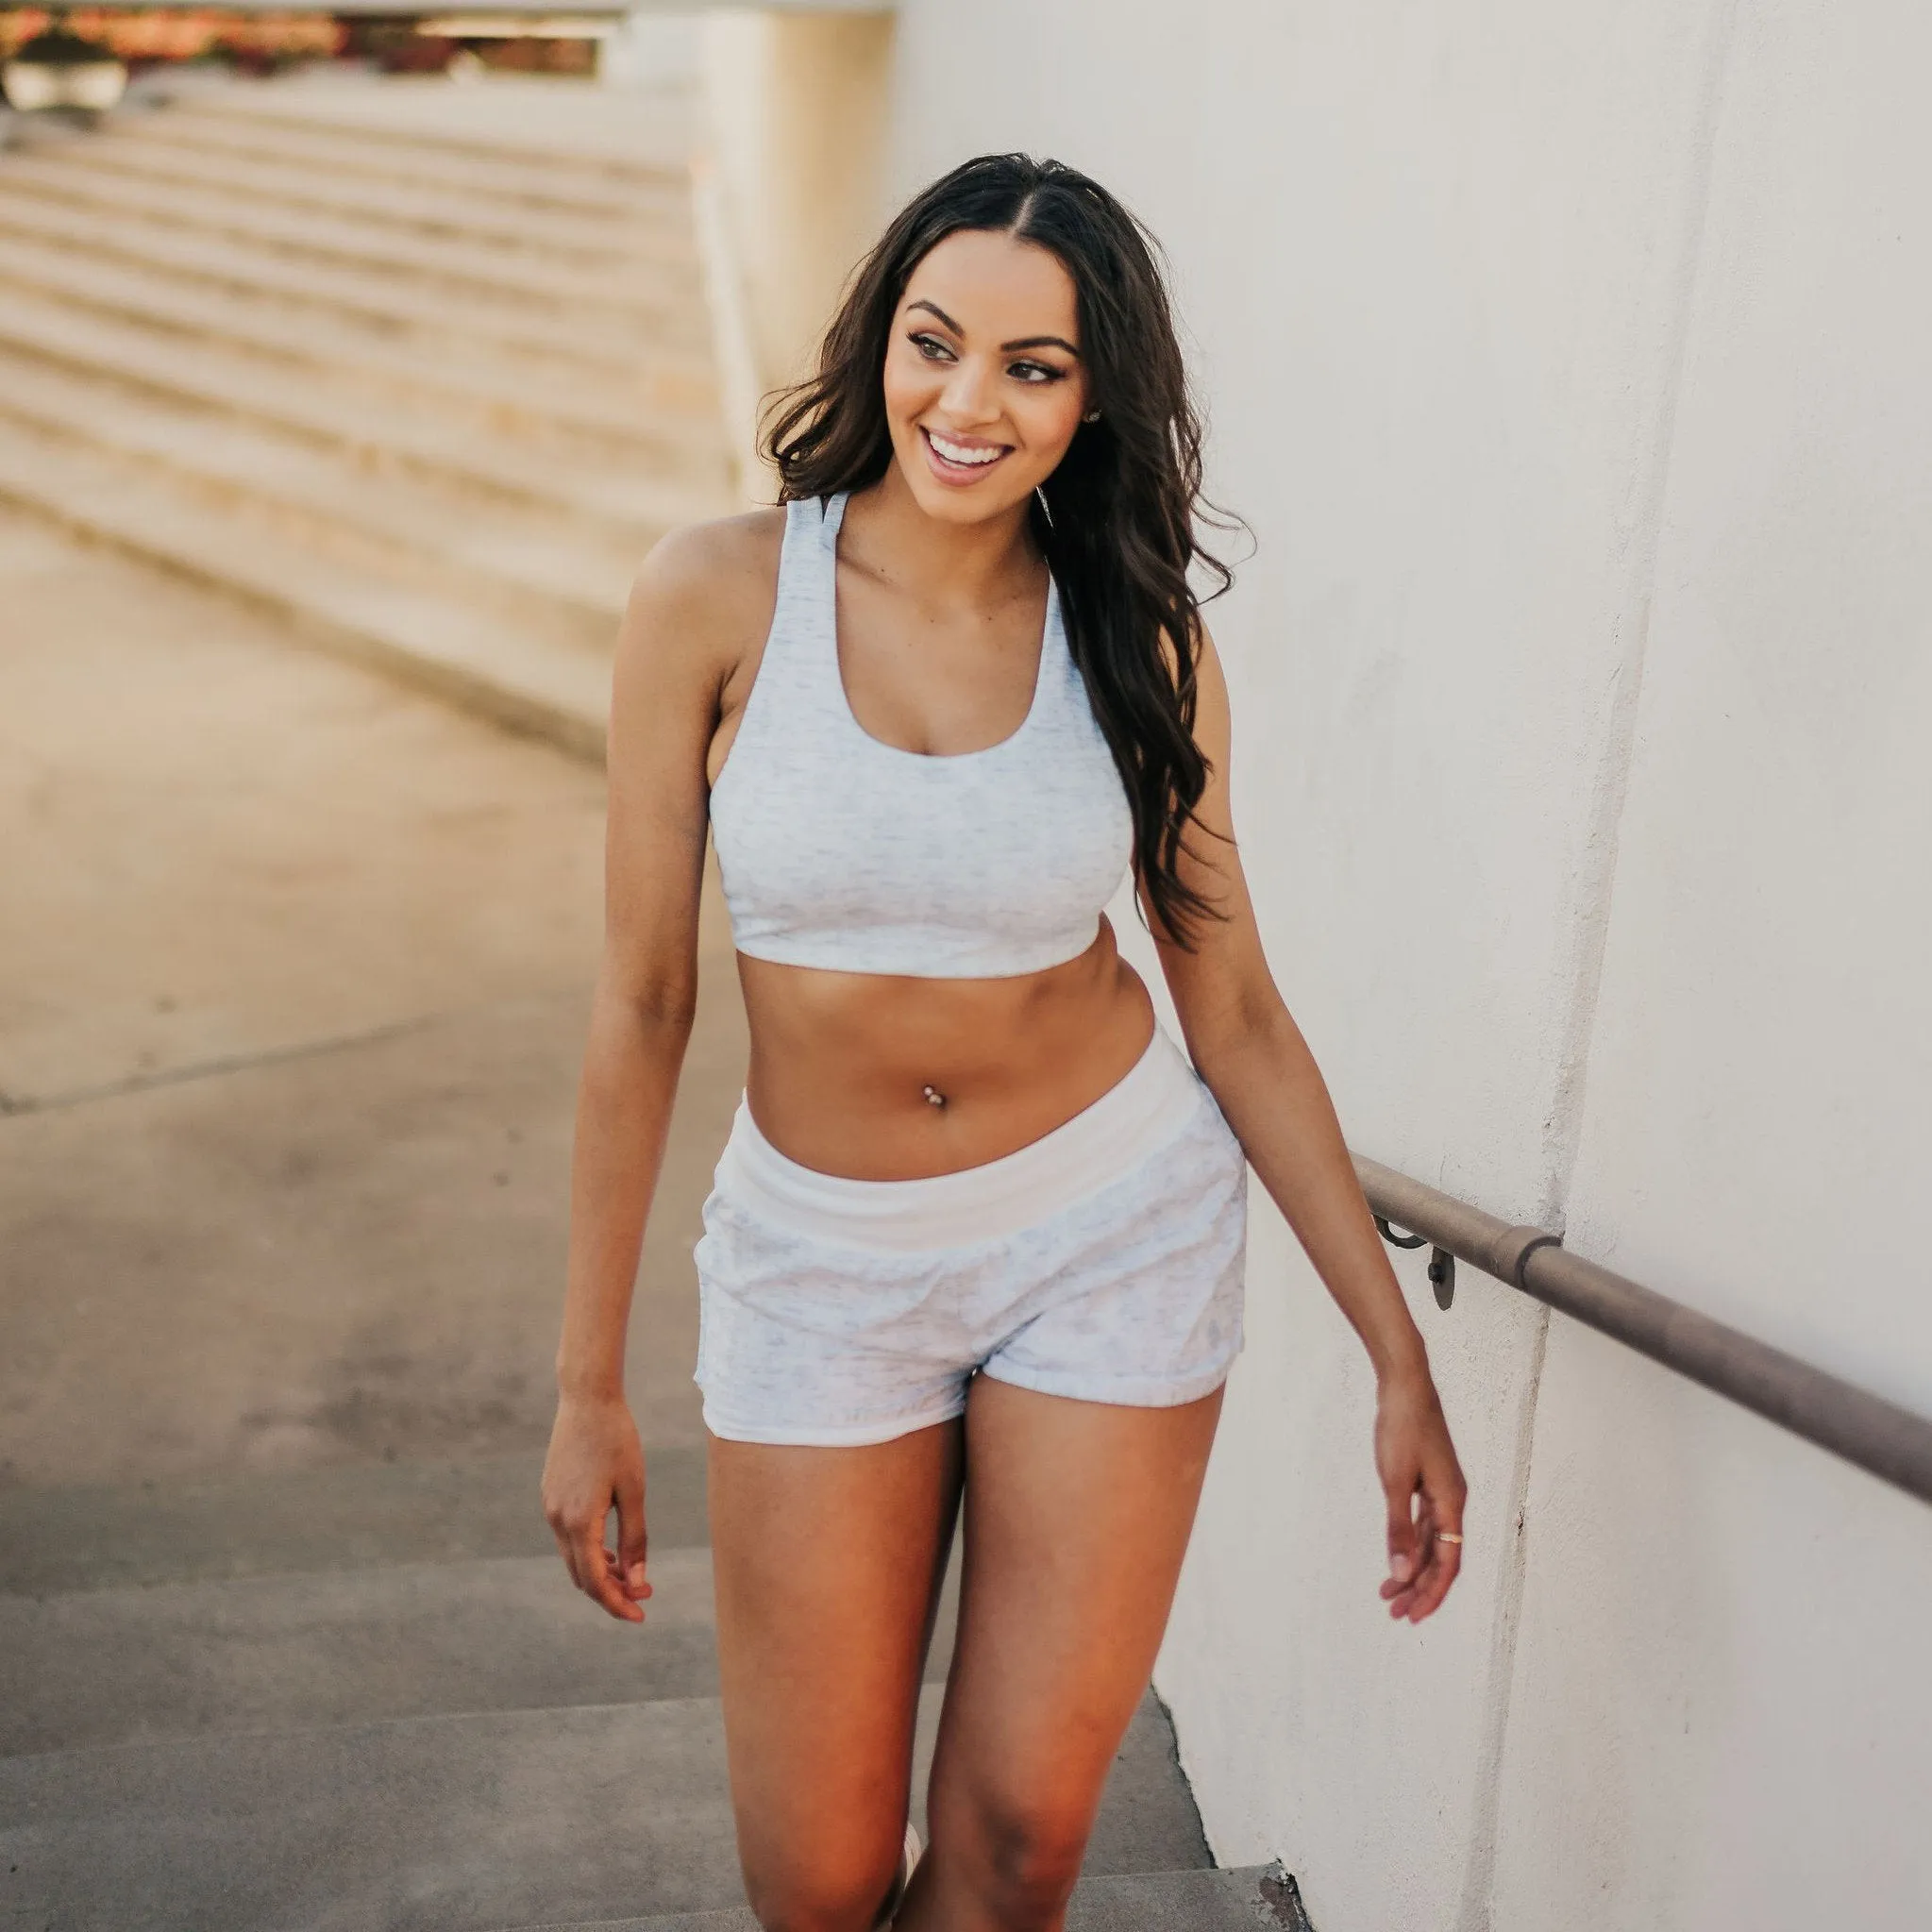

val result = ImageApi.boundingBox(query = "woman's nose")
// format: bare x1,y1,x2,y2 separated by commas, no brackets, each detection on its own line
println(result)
938,356,1000,424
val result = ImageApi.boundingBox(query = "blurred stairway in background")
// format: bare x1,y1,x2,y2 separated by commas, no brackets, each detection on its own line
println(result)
0,80,735,759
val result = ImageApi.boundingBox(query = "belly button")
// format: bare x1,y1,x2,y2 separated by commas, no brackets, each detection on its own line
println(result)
921,1084,948,1110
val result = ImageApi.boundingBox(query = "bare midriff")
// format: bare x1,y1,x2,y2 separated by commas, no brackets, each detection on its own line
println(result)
737,916,1157,1182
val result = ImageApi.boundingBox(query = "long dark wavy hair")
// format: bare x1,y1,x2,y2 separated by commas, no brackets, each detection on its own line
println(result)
761,153,1236,943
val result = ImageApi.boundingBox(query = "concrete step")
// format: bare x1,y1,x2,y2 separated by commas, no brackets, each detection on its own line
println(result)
137,99,688,223
0,231,726,478
0,1548,962,1758
0,185,715,400
0,1552,721,1756
0,1449,706,1597
492,1867,1296,1931
91,117,697,266
0,351,636,648
0,283,722,533
0,1699,743,1930
0,420,610,761
0,1687,1211,1931
15,126,697,291
170,86,687,198
0,150,710,340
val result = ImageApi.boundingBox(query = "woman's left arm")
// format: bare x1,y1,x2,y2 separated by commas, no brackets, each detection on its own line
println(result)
1151,624,1467,1622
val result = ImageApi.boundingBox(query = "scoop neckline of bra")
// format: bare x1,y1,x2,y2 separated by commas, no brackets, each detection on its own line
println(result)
821,491,1055,765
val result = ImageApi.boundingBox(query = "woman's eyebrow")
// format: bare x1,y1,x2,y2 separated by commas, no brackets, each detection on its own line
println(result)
906,298,963,332
905,300,1080,359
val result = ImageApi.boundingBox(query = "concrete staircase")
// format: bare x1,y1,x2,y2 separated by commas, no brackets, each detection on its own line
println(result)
0,79,736,761
0,1448,1292,1928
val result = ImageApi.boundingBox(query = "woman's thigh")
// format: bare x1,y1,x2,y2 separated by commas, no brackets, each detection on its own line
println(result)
708,1419,964,1923
906,1374,1224,1929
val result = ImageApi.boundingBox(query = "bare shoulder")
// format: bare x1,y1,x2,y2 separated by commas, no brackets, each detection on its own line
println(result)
637,508,785,599
620,510,785,676
607,512,786,802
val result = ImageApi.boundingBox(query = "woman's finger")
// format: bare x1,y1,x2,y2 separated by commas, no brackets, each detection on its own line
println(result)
1399,1459,1466,1620
1411,1531,1463,1619
578,1517,644,1621
548,1513,589,1595
1410,1500,1465,1619
615,1465,650,1604
1397,1530,1459,1621
1384,1557,1423,1619
1383,1486,1431,1616
1384,1470,1422,1594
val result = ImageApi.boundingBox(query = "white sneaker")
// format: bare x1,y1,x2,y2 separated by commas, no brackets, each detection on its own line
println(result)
875,1821,922,1926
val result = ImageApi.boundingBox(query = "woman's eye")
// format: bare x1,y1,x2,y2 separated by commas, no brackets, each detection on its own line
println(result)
909,332,954,361
1009,360,1066,384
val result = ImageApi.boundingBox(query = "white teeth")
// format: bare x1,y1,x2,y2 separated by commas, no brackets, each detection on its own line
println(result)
928,430,1002,466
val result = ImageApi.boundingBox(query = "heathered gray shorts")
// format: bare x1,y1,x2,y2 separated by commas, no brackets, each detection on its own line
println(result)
693,1028,1248,1447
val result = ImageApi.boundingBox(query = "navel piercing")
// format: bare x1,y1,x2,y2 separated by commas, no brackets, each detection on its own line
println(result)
922,1085,948,1109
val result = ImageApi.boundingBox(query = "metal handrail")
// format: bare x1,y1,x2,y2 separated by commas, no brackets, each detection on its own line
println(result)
1354,1153,1932,1508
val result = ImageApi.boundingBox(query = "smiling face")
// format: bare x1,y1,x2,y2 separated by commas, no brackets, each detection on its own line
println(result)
881,227,1091,526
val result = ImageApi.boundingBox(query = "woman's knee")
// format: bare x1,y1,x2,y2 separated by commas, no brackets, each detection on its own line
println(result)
957,1791,1091,1925
741,1840,901,1932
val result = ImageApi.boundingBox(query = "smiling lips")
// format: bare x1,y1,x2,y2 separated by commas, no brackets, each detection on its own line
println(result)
921,426,1010,483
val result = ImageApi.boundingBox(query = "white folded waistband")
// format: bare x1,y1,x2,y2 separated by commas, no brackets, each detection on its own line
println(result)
715,1027,1205,1252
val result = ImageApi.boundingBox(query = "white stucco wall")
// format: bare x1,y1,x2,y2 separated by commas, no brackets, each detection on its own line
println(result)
868,4,1932,1928
602,12,700,89
697,9,896,392
1489,8,1932,1924
691,10,896,498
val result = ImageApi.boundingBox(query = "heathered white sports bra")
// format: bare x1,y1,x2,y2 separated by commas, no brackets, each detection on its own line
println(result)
709,492,1134,980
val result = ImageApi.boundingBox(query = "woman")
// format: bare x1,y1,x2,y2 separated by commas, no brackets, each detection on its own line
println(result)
543,154,1466,1932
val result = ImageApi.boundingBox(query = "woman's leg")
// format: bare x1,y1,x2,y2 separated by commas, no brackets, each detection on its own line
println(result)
709,1418,965,1932
897,1374,1225,1932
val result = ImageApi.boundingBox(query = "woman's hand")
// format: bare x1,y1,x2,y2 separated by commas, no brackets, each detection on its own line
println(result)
542,1391,653,1622
1373,1368,1467,1622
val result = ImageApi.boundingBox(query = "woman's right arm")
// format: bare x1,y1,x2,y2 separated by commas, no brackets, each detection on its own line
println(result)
541,523,755,1622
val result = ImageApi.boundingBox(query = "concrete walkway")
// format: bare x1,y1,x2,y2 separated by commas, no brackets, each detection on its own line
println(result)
0,512,731,1483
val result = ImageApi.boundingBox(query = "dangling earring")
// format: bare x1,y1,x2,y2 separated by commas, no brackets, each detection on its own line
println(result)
1033,484,1054,527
